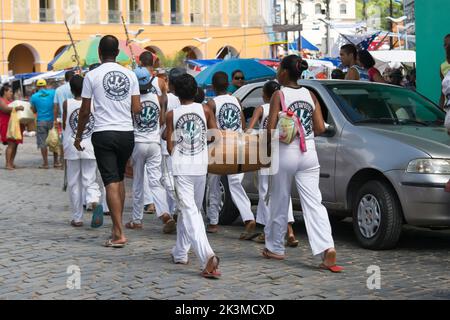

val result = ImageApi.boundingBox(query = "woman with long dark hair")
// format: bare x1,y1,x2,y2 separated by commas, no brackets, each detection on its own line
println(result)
0,84,24,170
357,50,386,83
263,55,343,272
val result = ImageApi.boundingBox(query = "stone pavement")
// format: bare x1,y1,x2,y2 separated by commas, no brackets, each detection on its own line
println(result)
0,137,449,300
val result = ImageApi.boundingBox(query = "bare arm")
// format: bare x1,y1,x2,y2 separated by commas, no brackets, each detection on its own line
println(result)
74,98,92,151
345,67,360,81
204,104,218,130
166,110,174,155
62,101,67,131
53,103,60,125
440,70,445,110
207,99,216,115
372,70,386,84
158,78,168,122
236,97,246,130
131,95,142,114
310,91,326,136
246,106,264,131
158,94,165,126
0,99,11,113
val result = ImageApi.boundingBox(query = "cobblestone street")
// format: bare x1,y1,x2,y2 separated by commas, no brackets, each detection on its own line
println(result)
0,137,449,300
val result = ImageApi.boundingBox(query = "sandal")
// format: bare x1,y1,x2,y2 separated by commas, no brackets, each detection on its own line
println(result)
144,203,156,214
104,239,126,248
201,256,221,279
262,248,285,260
163,218,176,234
206,224,219,234
286,236,299,248
125,221,143,230
319,248,344,273
319,264,344,273
70,220,83,227
91,204,104,228
254,233,266,244
239,232,260,240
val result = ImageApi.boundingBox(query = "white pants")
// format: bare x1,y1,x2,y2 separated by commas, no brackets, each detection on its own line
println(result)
143,167,154,205
172,175,214,269
207,173,255,225
161,154,177,214
256,172,295,226
131,143,170,223
265,142,334,256
67,159,101,222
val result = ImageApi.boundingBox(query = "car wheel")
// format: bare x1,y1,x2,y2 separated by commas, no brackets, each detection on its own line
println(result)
203,176,239,225
352,180,403,250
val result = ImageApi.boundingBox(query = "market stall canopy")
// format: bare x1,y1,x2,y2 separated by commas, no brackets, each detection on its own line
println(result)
370,50,416,64
195,59,276,88
47,37,152,71
23,70,66,86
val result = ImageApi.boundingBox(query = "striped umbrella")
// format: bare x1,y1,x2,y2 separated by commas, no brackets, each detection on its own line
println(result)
48,37,150,71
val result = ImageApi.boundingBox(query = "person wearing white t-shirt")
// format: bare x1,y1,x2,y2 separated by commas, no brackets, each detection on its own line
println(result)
165,73,221,279
126,66,176,234
62,75,102,228
75,35,141,248
206,71,257,239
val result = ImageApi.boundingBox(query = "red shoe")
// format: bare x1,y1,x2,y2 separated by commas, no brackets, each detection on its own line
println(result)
201,256,221,279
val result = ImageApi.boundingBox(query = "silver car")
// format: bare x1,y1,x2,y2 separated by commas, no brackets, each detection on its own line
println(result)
210,80,450,250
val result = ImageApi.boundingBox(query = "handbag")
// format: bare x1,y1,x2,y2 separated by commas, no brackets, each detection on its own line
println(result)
7,108,22,141
277,90,307,152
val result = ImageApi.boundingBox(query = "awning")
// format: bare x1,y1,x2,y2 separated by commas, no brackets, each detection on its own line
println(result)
23,70,66,86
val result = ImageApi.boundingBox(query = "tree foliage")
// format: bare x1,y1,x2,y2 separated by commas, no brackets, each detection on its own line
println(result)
356,0,404,30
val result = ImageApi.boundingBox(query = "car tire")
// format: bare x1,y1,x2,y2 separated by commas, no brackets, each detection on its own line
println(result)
352,180,403,250
203,176,239,226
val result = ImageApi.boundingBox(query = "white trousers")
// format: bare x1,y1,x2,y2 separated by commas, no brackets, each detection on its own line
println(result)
256,172,295,226
171,175,214,269
67,159,101,222
161,154,177,214
131,143,170,223
143,167,154,205
264,142,334,256
207,173,255,225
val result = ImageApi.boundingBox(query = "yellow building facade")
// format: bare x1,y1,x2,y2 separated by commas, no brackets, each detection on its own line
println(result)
0,0,271,75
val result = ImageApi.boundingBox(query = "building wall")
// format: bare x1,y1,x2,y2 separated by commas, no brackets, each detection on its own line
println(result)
0,0,270,74
415,0,449,103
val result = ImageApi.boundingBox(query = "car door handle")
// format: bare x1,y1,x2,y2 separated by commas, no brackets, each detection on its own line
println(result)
320,173,330,178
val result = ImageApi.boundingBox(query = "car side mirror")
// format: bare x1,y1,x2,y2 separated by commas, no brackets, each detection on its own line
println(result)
322,124,336,137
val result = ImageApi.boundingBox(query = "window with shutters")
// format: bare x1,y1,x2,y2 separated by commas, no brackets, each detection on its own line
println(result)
248,0,261,26
14,0,30,22
190,0,203,25
39,0,55,22
228,0,240,26
209,0,222,26
85,0,99,24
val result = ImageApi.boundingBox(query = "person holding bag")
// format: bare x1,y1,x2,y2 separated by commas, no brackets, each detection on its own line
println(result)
262,55,343,273
0,84,24,170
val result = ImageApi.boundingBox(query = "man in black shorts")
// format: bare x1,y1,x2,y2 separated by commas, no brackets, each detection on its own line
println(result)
75,35,141,247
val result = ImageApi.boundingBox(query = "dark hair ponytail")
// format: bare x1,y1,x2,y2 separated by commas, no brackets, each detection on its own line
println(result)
280,55,308,81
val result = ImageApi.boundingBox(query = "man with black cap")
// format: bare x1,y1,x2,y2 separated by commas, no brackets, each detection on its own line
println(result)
126,66,175,233
74,35,141,248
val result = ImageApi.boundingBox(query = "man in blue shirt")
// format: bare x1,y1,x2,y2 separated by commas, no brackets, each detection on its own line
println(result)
31,79,60,169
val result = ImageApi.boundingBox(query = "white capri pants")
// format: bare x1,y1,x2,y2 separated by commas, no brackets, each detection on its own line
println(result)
143,168,154,206
131,142,170,223
207,173,255,225
67,159,101,223
264,141,334,256
257,171,295,226
172,175,215,269
161,154,177,214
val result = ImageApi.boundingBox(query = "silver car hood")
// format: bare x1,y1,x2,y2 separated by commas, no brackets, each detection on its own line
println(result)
360,125,450,159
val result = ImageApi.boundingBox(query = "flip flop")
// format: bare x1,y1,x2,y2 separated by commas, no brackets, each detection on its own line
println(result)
239,232,260,240
91,204,104,228
201,256,221,279
319,264,344,273
262,248,285,260
104,239,126,248
125,221,143,230
286,237,299,248
254,233,266,244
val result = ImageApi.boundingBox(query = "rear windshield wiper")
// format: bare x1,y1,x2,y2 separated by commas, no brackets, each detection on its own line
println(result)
353,118,397,124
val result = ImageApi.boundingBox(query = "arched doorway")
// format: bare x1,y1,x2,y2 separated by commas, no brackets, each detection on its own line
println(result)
8,44,40,74
145,46,164,68
54,45,67,57
216,46,238,59
181,46,203,60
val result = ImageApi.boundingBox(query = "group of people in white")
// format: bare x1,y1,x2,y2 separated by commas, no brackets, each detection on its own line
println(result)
61,35,342,279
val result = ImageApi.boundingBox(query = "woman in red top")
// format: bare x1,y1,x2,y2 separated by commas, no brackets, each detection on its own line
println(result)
0,84,24,170
357,50,386,83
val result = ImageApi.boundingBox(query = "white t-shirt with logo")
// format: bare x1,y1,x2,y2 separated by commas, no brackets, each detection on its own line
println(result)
280,87,316,141
161,92,182,155
214,94,242,132
82,62,140,132
172,103,208,176
63,98,96,160
150,76,162,96
134,92,161,144
259,103,270,130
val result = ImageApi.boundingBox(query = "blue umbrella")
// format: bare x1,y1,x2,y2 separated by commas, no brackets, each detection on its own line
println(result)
195,58,276,88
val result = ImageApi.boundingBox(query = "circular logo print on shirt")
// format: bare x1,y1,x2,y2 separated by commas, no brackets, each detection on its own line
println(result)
175,113,206,156
287,101,314,136
103,71,130,101
218,103,241,131
134,100,160,133
69,109,95,139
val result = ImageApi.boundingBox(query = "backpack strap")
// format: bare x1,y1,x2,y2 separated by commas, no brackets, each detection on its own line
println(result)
279,89,287,112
